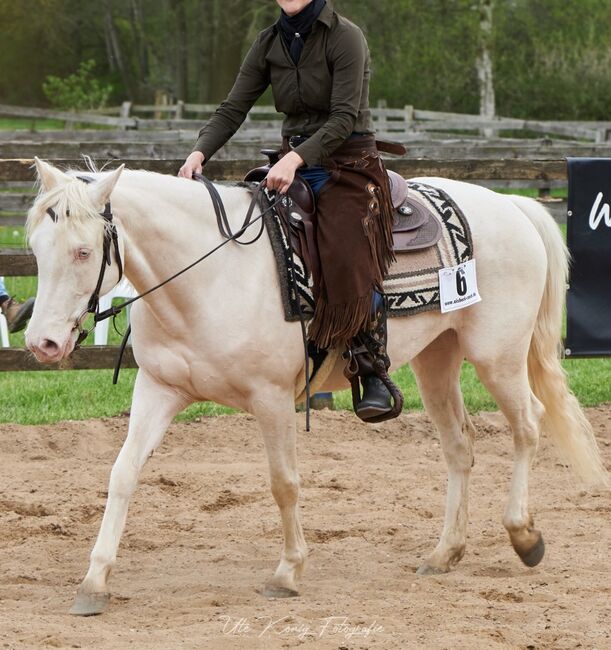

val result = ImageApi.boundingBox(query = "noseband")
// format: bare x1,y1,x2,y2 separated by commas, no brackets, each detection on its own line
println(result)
46,175,123,348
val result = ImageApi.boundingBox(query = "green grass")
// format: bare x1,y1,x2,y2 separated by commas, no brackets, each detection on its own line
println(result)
496,187,567,199
1,193,609,425
0,117,115,131
2,355,610,425
0,118,66,131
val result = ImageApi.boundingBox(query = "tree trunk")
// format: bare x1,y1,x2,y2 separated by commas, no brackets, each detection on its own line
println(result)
103,0,136,100
170,0,189,101
128,0,150,99
476,0,496,137
194,0,214,102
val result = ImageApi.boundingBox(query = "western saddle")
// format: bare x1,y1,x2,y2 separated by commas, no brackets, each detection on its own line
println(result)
244,149,441,294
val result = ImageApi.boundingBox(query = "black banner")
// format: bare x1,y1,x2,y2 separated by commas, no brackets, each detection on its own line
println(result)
566,158,611,357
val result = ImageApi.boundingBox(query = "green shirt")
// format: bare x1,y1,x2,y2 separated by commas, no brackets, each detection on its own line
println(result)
193,2,374,167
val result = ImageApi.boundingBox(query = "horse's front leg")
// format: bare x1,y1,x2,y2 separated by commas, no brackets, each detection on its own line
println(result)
70,370,189,615
251,388,307,598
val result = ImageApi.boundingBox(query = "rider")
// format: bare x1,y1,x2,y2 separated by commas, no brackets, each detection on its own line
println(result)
179,0,402,421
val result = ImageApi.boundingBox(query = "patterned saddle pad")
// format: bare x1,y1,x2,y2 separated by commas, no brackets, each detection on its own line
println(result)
264,180,474,321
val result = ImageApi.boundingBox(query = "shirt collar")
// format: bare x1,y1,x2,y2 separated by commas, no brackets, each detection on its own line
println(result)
273,2,333,35
316,2,333,28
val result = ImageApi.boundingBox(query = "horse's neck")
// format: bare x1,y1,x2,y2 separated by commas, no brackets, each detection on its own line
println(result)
112,175,262,314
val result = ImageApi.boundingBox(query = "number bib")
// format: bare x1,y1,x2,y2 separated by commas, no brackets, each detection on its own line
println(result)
438,259,482,313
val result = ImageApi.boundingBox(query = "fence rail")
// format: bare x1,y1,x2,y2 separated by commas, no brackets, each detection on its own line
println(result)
0,346,137,372
2,102,611,142
0,157,570,233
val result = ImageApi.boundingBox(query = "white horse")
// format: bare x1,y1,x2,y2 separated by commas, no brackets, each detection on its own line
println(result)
25,159,607,616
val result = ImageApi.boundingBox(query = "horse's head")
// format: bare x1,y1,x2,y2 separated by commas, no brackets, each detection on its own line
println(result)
25,159,125,363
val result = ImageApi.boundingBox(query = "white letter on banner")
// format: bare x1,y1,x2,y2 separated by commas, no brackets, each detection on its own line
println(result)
588,192,611,230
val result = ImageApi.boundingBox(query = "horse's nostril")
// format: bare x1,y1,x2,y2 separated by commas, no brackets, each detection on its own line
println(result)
41,338,60,354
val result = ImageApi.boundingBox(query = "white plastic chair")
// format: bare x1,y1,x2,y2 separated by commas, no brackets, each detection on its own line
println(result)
94,278,136,345
0,276,10,347
0,311,8,347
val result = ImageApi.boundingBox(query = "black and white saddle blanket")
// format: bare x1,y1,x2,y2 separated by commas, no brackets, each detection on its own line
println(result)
265,180,474,322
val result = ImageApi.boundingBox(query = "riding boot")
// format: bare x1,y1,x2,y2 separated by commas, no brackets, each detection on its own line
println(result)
344,295,404,423
354,298,393,420
357,375,393,420
1,297,35,333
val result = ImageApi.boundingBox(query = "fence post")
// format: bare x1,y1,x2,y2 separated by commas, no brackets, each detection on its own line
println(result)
404,105,414,135
120,101,132,119
377,99,387,135
120,101,132,131
176,100,184,120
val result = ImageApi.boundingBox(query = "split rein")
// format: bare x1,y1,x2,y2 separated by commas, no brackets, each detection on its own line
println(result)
51,174,281,349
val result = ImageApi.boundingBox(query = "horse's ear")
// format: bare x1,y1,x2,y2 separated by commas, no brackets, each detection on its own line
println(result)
88,165,125,208
34,157,72,191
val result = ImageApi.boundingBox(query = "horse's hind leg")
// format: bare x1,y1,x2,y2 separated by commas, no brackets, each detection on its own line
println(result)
251,387,307,598
410,330,475,575
71,370,189,615
471,354,546,567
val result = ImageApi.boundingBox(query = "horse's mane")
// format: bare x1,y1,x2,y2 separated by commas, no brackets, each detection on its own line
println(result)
26,158,251,242
26,177,105,244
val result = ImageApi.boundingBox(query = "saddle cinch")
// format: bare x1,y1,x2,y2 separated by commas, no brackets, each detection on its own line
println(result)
244,150,442,296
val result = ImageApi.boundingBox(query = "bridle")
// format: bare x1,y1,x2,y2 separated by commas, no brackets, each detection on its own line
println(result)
46,174,278,349
46,175,123,347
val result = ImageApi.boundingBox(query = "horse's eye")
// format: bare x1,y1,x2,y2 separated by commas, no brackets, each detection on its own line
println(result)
76,249,91,261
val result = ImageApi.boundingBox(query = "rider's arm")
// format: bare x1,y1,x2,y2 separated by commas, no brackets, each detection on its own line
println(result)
192,31,272,161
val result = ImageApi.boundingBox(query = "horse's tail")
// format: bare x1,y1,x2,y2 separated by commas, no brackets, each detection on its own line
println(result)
509,195,608,487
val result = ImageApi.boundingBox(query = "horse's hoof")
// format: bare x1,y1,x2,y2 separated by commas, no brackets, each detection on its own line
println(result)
69,590,110,616
517,533,545,568
416,564,448,576
261,583,300,599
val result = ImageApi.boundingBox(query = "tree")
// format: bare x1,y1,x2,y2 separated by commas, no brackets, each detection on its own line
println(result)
43,60,113,111
476,0,495,134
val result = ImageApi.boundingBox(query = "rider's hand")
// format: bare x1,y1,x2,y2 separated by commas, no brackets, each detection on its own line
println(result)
266,151,304,194
178,151,205,179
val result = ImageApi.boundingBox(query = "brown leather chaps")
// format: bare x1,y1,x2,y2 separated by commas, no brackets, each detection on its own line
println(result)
303,134,395,350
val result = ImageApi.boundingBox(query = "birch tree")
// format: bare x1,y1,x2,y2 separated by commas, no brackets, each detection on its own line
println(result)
476,0,496,135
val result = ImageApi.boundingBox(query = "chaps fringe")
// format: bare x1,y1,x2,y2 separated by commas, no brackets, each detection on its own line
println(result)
308,290,374,350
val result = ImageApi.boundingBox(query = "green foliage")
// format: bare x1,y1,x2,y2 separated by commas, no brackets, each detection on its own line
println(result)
493,0,611,119
42,60,113,111
3,0,611,118
338,0,481,112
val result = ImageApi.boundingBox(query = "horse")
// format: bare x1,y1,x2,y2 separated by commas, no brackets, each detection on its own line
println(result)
25,158,607,616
